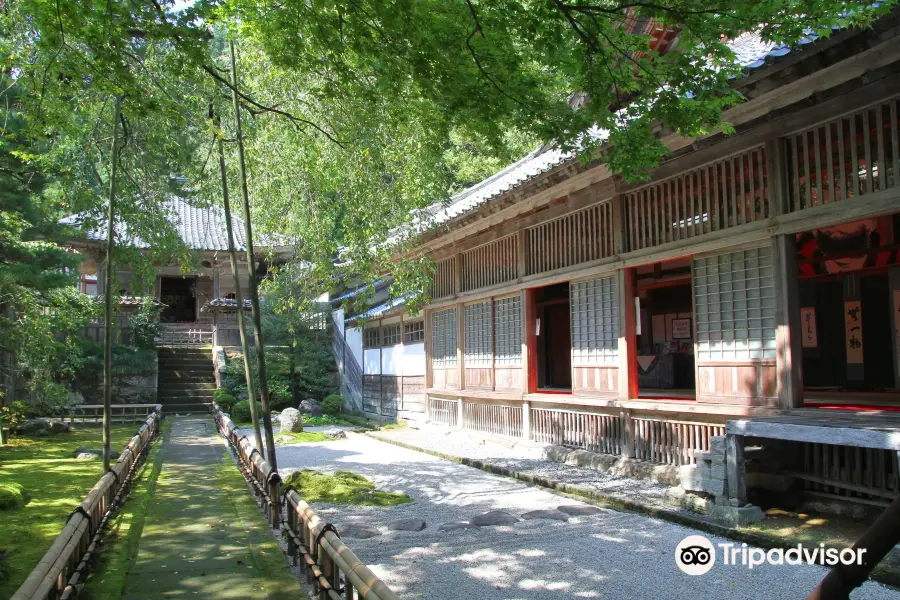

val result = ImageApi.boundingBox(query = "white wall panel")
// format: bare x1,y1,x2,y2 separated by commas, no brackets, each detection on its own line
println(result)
403,343,426,376
381,345,402,375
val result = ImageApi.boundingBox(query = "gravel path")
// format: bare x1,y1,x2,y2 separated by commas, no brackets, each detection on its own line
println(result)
370,426,672,506
242,429,897,600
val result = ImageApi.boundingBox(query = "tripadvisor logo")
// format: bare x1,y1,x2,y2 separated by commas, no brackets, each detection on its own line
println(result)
675,535,867,574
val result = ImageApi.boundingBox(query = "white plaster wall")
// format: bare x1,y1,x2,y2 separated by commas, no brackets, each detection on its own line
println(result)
402,343,426,376
381,345,402,375
332,308,345,335
364,349,381,375
346,327,363,369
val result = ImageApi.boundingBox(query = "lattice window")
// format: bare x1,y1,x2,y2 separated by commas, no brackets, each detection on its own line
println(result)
571,276,619,365
431,307,458,367
526,202,614,276
431,257,457,299
382,325,401,346
464,301,492,366
786,97,900,210
461,234,518,292
493,295,522,365
625,146,768,251
693,247,776,361
404,321,424,344
364,328,380,349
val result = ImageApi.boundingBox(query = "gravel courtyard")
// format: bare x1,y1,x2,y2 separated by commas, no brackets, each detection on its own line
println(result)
255,431,896,599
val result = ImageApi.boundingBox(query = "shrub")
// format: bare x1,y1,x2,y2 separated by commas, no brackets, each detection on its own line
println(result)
0,483,28,511
282,470,411,506
0,401,29,430
231,399,262,423
213,389,236,413
321,394,344,415
128,301,162,349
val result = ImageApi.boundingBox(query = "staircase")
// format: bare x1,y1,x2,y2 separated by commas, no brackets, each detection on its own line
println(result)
157,347,215,414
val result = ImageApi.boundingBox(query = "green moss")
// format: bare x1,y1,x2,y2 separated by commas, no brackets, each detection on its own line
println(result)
381,421,408,430
0,483,28,510
274,431,332,444
0,424,147,597
79,420,169,600
283,470,412,506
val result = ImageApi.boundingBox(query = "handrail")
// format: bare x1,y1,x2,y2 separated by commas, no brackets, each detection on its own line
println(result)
210,402,400,600
11,404,163,600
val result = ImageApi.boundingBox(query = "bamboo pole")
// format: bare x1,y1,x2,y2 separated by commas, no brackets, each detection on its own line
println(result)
103,95,123,473
229,40,278,469
215,114,264,453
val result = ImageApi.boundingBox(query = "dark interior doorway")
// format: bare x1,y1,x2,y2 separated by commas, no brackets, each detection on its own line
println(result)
160,277,196,322
535,282,572,391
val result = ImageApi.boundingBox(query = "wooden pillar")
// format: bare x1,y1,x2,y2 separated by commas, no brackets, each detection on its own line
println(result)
523,289,536,394
773,234,803,409
456,396,464,429
617,267,638,402
726,433,747,505
516,229,527,280
456,302,465,390
611,188,626,255
522,399,531,440
889,269,900,389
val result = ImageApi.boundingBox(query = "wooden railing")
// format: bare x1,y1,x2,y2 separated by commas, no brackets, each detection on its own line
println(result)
461,234,518,292
157,324,213,345
210,403,400,600
463,401,523,437
531,407,624,455
12,405,162,600
792,442,900,507
427,397,458,427
430,256,457,299
526,202,614,275
65,404,162,423
632,417,725,466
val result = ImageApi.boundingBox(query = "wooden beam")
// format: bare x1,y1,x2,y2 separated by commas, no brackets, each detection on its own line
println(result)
772,235,804,410
617,268,638,403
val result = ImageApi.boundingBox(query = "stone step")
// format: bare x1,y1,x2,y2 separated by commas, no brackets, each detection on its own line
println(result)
158,389,216,399
158,359,212,368
157,397,213,405
157,369,214,378
158,402,211,414
157,382,217,391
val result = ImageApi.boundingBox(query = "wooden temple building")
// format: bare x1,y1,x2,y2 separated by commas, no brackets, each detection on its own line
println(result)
332,10,900,513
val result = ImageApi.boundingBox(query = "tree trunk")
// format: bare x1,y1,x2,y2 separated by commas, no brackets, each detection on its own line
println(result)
103,95,123,472
229,40,278,470
290,329,301,428
215,114,264,452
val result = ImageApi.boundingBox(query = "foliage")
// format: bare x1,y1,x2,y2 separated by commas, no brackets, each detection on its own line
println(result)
302,414,343,427
213,389,236,413
0,401,30,430
230,399,262,423
0,424,137,596
282,470,412,506
127,302,162,350
274,431,332,444
0,483,28,511
443,127,540,194
320,395,344,415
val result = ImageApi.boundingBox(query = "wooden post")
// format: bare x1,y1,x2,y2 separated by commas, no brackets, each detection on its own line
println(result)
522,399,531,440
617,267,638,402
102,95,123,473
216,113,264,452
516,229,527,280
773,234,803,409
726,433,747,505
230,40,279,469
456,396,464,430
621,408,635,458
456,302,464,390
523,289,536,394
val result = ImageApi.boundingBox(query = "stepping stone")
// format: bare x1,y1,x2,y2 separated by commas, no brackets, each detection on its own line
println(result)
557,504,605,517
341,524,382,539
471,510,520,526
521,509,570,522
390,518,427,532
438,522,478,532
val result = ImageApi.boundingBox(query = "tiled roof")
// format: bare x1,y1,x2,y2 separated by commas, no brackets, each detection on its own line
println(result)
201,297,252,313
347,294,409,322
414,28,849,232
61,196,284,251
